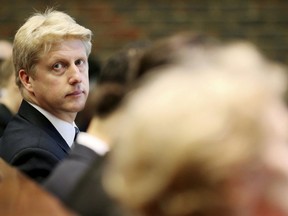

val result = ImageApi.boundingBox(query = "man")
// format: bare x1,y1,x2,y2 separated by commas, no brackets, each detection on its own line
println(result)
0,9,92,182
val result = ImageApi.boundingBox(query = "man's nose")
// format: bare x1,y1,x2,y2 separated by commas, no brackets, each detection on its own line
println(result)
68,64,82,84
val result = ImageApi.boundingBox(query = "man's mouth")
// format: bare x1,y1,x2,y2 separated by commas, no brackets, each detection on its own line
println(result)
66,90,83,97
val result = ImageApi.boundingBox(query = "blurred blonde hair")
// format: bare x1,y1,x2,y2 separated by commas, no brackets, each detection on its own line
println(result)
103,60,286,215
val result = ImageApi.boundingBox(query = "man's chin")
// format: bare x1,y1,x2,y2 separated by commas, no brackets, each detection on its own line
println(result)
67,104,85,113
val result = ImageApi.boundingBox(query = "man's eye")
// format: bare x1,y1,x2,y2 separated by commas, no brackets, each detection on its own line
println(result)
53,62,65,70
75,59,83,66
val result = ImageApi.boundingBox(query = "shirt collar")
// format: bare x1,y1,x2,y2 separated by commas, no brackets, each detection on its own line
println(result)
28,102,76,148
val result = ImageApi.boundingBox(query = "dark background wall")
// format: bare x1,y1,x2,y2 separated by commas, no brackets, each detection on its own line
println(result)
1,0,288,65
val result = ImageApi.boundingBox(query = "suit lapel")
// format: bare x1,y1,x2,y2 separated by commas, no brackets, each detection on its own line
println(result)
18,100,70,153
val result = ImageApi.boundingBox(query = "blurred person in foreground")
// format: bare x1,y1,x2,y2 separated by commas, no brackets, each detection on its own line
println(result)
103,60,288,216
0,57,22,136
0,9,92,182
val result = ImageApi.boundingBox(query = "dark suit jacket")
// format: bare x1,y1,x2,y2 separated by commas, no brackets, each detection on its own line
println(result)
0,103,13,137
43,143,97,202
0,100,70,182
43,143,123,216
65,154,124,216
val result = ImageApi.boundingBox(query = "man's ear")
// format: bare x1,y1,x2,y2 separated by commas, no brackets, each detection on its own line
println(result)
19,69,33,92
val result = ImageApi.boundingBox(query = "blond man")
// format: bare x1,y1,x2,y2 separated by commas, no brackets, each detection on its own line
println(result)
0,9,92,182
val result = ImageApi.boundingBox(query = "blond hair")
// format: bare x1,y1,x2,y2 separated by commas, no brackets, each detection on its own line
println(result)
103,64,286,215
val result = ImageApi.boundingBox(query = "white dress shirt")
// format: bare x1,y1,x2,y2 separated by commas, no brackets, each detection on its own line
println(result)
29,102,76,147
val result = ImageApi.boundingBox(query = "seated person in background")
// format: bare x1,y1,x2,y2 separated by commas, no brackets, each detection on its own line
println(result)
0,40,13,97
0,9,92,182
0,40,12,60
103,61,288,216
0,57,22,136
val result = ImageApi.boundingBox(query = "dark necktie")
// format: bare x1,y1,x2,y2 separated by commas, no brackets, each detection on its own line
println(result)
74,127,80,141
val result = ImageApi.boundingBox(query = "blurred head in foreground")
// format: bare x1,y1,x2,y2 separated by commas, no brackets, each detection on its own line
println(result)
103,54,288,216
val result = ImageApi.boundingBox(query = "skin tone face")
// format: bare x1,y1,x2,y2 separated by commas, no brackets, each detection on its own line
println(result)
19,39,89,123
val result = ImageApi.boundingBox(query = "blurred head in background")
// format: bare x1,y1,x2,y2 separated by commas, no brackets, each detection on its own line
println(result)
0,40,13,97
